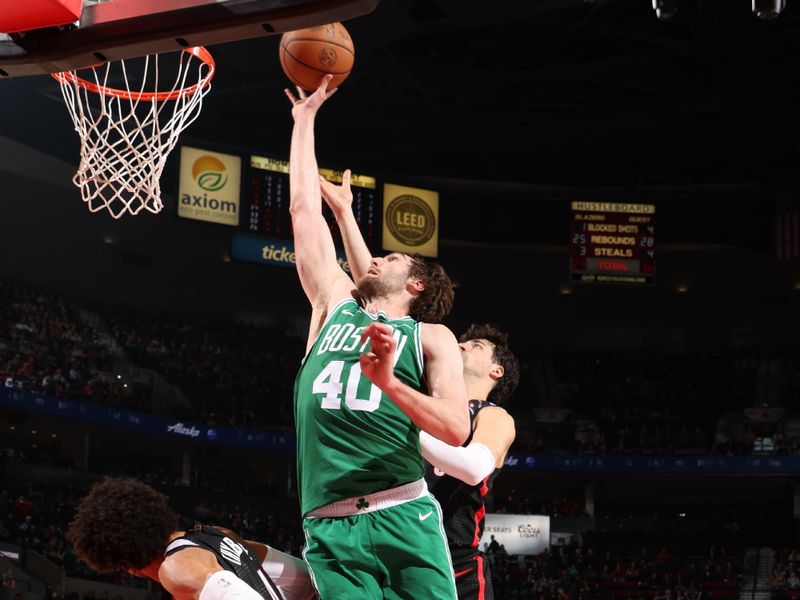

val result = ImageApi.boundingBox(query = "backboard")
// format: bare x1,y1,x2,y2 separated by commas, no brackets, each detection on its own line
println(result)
0,0,379,77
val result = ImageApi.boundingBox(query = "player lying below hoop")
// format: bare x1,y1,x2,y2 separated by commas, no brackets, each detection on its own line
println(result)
67,477,316,600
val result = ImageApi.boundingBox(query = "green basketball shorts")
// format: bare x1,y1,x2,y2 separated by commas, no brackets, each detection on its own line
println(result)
302,479,457,599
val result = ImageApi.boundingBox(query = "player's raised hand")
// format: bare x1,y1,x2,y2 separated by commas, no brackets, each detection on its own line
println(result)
319,169,353,217
284,74,337,120
359,322,398,390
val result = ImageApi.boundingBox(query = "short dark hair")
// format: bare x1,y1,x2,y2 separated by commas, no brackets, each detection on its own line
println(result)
460,323,519,404
407,254,455,323
67,477,178,572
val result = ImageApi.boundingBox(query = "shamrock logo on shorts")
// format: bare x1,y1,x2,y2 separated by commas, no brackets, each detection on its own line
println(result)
356,497,370,510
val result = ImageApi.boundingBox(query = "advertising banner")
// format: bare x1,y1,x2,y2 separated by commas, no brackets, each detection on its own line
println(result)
483,513,550,556
382,183,439,257
178,146,241,226
231,232,352,273
0,386,293,451
502,453,800,474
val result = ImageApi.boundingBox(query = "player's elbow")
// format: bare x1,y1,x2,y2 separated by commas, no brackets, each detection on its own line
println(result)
463,472,485,487
467,444,498,485
289,194,315,216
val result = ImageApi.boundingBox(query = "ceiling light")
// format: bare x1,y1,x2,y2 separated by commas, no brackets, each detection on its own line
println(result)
652,0,678,20
753,0,785,20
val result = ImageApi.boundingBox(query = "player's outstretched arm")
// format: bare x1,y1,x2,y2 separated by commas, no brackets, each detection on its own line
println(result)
421,407,516,485
360,322,470,446
159,548,262,599
319,169,373,282
285,75,353,317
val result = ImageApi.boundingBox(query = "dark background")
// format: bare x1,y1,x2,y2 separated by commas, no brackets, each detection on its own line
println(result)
1,4,800,598
0,0,798,346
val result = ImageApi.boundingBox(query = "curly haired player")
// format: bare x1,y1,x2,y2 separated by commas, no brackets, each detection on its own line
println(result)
423,323,520,600
67,477,314,600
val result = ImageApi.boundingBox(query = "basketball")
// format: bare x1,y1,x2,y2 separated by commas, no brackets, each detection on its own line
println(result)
279,22,355,91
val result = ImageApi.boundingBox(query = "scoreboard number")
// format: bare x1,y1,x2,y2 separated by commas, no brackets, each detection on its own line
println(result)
244,155,381,252
569,202,656,285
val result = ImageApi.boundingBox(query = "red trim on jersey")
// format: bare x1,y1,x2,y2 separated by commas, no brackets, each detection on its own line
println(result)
471,477,490,547
454,567,474,578
476,554,486,600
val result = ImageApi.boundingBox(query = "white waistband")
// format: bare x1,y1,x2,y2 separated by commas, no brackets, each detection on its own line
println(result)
305,478,428,518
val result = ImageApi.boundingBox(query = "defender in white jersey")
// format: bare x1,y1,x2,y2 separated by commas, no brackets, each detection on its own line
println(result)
285,76,470,598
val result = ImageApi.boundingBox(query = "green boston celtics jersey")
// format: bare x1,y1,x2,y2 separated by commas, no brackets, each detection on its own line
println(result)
294,298,426,516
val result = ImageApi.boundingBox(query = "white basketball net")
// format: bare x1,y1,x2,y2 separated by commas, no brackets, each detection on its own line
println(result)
53,48,214,219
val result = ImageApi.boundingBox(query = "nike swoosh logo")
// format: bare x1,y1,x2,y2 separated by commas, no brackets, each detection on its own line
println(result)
342,310,354,316
419,511,433,521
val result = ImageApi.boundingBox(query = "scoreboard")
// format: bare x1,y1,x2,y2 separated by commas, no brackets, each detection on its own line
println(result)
570,202,655,285
243,155,381,252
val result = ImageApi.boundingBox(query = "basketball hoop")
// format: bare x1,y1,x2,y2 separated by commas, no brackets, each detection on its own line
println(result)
52,47,215,218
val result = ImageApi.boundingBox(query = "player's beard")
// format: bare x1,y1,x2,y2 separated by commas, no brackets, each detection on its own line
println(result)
357,274,389,301
357,273,402,301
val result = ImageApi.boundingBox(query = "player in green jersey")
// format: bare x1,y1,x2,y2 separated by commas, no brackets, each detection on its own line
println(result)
284,75,470,599
318,129,520,600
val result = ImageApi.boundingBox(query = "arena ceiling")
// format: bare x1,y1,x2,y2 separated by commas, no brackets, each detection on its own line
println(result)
206,0,800,200
0,0,798,328
1,0,799,243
